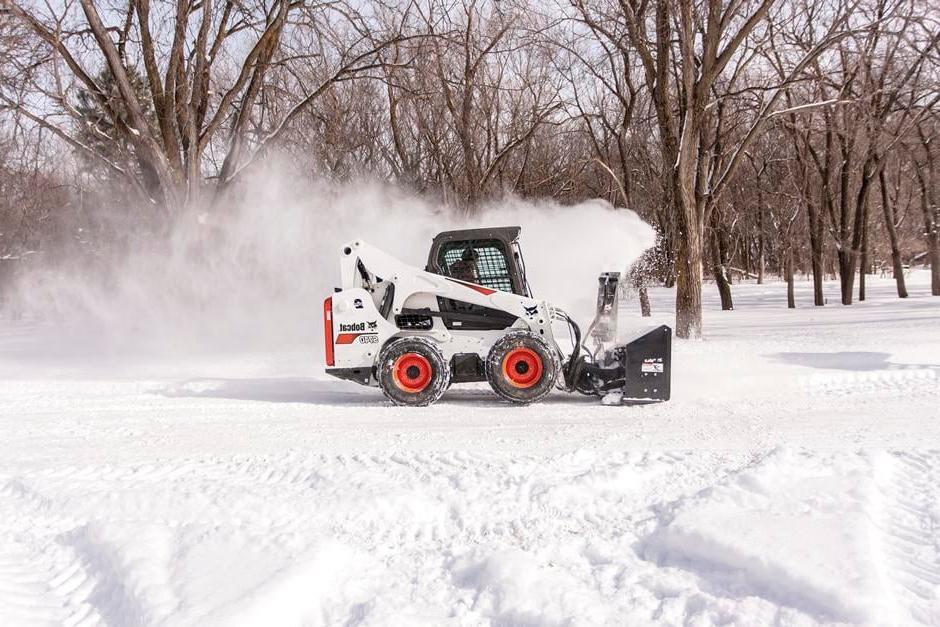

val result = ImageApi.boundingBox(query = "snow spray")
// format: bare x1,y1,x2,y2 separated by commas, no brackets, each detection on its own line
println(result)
10,158,655,361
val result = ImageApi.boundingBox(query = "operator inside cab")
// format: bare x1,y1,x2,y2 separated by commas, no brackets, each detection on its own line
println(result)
449,247,479,283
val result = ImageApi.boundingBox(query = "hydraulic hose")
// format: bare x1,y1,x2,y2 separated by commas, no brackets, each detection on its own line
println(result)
553,309,586,391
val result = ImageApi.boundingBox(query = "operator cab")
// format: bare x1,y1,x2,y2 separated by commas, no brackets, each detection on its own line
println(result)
426,226,532,331
426,226,532,296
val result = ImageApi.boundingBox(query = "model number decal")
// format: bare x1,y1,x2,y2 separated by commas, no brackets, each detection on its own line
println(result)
336,332,379,345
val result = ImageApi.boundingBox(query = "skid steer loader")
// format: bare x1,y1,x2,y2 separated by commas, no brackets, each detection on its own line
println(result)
323,227,671,406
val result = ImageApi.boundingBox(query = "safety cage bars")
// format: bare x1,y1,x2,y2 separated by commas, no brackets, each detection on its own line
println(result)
439,239,514,293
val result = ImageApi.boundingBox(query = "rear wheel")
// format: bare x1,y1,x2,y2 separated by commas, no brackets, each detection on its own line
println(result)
377,337,450,406
486,331,559,404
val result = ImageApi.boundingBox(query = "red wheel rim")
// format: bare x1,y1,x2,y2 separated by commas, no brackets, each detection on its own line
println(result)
502,347,543,389
392,353,433,393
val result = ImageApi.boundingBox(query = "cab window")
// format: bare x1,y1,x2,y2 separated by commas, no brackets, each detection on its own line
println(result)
438,239,514,293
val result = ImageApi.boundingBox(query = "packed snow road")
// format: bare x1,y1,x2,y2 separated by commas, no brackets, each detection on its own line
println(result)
1,274,938,626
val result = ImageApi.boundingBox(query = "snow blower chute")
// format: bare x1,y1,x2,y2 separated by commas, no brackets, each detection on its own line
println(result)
323,227,671,406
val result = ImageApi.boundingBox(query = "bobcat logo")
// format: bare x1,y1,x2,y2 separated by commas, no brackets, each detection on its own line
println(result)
338,320,378,333
523,305,539,317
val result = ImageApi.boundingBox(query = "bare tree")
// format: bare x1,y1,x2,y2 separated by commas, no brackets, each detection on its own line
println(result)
0,0,417,210
569,0,853,337
915,124,940,295
2,0,938,326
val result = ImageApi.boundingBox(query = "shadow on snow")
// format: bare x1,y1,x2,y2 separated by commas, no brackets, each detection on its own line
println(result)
767,351,940,372
157,377,605,407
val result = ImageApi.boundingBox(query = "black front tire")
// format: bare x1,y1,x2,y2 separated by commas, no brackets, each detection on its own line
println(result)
377,337,450,406
485,330,559,404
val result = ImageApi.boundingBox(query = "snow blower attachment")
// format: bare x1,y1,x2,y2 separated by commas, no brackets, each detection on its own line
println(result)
564,273,672,404
324,227,672,406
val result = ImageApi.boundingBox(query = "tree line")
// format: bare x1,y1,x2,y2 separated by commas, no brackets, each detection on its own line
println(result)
1,0,938,337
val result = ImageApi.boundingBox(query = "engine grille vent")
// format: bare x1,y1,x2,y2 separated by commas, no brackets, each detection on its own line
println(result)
395,314,433,330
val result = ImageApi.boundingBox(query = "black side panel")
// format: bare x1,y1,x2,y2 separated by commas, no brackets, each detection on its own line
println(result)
326,367,372,386
620,325,672,401
435,297,518,331
451,353,486,383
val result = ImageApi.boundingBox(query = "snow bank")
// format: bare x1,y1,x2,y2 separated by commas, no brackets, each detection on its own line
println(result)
5,446,936,625
638,448,903,624
450,548,612,625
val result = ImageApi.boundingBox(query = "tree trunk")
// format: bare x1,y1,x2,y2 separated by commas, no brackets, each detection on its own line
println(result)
847,159,877,304
879,169,907,297
639,287,651,317
657,205,677,288
916,166,940,296
810,245,825,306
838,249,854,305
930,228,940,297
859,205,868,302
744,238,752,280
674,131,704,338
757,203,765,284
710,210,733,310
807,196,825,306
675,228,703,338
663,270,676,289
786,247,795,309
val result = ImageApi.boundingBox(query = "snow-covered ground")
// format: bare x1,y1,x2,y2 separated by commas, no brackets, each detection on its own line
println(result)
1,272,938,626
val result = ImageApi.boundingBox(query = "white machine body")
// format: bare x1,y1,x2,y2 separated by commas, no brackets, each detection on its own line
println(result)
322,227,672,405
324,239,556,384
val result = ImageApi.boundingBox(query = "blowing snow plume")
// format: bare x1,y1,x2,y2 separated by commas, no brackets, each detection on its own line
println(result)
11,165,655,364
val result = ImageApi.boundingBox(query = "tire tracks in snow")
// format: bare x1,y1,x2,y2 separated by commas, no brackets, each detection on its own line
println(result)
875,451,940,625
0,450,757,625
3,449,899,625
0,477,103,627
800,367,939,400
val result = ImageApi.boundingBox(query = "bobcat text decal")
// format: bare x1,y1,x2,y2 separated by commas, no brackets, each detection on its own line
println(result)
336,321,380,345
